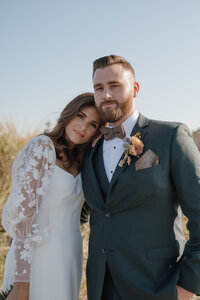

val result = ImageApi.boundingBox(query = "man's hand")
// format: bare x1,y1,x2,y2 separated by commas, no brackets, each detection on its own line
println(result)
92,132,102,147
6,282,29,300
177,285,194,300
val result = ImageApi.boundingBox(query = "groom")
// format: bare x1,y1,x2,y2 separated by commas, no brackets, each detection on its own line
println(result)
81,55,200,300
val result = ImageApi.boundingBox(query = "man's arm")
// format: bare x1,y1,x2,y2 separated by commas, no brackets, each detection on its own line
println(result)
80,202,93,225
171,123,200,295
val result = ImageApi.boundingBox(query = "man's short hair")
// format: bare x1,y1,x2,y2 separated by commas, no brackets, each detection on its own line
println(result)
93,55,135,79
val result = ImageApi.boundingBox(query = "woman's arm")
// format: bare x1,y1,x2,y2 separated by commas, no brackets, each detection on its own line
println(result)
2,135,56,288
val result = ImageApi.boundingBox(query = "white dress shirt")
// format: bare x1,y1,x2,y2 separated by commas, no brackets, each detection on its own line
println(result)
103,111,139,182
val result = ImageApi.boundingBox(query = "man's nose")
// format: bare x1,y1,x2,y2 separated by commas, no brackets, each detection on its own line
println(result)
103,89,112,100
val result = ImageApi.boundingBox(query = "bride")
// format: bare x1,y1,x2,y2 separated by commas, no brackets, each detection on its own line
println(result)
2,93,101,300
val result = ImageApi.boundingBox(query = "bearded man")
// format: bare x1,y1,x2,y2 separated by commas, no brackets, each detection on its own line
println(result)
81,55,200,300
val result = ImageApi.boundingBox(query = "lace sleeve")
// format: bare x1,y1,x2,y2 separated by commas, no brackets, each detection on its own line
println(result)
2,135,56,282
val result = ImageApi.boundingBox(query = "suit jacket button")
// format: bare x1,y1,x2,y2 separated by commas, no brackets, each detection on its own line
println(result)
105,212,111,217
102,248,106,255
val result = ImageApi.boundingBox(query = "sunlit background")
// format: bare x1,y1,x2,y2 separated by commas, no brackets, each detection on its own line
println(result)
1,0,200,134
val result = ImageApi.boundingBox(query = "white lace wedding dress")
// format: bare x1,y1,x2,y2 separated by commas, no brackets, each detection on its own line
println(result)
2,135,85,300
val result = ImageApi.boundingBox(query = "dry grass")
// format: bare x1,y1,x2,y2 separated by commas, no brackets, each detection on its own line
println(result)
80,223,90,300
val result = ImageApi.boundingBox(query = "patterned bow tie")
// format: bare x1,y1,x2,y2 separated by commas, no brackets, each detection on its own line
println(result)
100,124,126,141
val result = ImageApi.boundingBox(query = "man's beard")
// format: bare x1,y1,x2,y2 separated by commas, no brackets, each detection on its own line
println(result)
98,95,133,123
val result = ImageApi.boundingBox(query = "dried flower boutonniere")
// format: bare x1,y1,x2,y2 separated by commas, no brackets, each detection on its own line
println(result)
118,132,144,167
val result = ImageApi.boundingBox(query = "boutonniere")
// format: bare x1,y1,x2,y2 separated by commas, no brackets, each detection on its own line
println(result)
118,132,144,167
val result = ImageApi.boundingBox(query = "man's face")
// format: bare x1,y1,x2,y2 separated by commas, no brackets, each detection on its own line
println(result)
93,64,139,123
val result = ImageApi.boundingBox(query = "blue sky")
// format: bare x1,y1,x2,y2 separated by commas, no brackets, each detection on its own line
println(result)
0,0,200,134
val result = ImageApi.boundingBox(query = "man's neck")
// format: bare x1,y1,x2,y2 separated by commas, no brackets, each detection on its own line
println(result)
109,108,135,127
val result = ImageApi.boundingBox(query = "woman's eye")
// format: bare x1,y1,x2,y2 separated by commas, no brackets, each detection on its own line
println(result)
77,113,84,119
90,123,97,129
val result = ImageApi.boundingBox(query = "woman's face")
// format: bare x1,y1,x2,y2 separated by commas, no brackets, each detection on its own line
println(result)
65,106,101,146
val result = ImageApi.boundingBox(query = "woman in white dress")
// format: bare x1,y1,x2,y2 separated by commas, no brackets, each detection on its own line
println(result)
1,93,101,300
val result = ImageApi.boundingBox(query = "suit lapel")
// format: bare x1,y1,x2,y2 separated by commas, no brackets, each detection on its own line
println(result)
87,137,106,208
87,114,150,206
107,114,150,196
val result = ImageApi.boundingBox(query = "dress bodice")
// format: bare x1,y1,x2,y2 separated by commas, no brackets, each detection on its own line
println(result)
40,166,84,234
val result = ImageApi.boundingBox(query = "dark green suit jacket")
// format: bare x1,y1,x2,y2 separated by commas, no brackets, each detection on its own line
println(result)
81,114,200,300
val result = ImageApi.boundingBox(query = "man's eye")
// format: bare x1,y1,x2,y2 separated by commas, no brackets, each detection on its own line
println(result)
95,87,103,91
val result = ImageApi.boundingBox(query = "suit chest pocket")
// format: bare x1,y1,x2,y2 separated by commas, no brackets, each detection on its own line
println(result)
132,164,163,177
130,164,167,195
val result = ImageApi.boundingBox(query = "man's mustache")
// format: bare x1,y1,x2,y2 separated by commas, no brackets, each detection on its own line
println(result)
100,100,118,108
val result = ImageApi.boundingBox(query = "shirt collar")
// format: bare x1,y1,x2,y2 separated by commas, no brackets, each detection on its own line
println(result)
123,110,139,137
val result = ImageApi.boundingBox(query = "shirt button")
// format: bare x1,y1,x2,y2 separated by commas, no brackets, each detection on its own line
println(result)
102,248,106,255
105,212,111,217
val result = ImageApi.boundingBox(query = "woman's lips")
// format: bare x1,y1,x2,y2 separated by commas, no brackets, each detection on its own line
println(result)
74,129,84,137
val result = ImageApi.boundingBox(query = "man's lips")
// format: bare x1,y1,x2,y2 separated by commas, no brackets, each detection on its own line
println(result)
74,129,84,137
101,101,117,108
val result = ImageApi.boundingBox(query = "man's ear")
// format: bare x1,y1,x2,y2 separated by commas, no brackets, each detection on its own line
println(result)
133,82,140,98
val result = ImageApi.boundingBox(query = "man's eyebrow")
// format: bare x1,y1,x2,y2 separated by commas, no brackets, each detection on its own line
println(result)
108,81,121,84
94,83,102,88
94,80,121,88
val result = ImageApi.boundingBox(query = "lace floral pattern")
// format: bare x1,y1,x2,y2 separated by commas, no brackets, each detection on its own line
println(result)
2,135,56,281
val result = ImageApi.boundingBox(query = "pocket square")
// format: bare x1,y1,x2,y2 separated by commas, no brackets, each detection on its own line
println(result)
135,149,159,171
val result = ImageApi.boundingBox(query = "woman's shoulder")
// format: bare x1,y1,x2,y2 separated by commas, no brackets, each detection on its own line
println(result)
26,134,55,150
11,135,56,177
17,135,56,163
30,134,53,144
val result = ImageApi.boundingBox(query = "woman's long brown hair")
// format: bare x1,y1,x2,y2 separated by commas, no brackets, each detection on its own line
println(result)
44,93,100,172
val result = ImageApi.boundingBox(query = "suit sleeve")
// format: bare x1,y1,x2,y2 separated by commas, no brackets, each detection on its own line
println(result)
170,123,200,294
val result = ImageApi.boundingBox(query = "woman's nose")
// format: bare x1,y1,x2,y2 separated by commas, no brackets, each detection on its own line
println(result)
78,122,87,131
